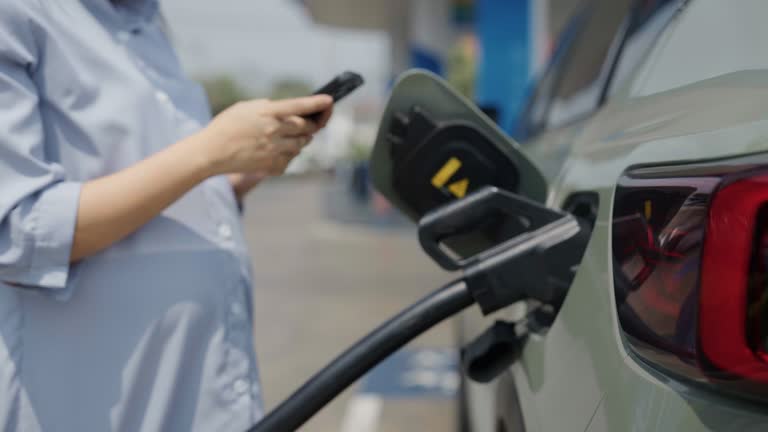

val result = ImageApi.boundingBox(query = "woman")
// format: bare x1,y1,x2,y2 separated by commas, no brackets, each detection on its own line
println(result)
0,1,333,431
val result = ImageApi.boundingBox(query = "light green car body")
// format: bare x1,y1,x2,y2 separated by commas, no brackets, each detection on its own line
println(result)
374,0,768,430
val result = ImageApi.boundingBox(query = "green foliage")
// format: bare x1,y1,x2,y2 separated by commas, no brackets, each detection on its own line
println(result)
198,76,314,115
199,76,250,115
446,38,477,99
269,78,314,100
348,140,373,162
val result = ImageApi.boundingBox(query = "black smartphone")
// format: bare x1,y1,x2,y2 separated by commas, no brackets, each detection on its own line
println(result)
305,71,365,121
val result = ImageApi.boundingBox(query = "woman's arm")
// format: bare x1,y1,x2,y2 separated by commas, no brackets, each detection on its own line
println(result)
71,133,211,261
70,96,333,262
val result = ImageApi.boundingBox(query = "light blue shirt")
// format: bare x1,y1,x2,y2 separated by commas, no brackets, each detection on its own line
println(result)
0,1,262,430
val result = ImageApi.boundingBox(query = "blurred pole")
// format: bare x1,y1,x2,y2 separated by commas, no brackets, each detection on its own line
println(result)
389,0,410,77
474,0,549,136
408,0,456,76
532,0,551,76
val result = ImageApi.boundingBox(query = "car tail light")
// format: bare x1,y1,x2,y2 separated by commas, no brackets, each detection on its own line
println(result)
613,156,768,401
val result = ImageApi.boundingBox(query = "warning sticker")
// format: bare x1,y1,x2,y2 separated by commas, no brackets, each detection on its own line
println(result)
447,178,469,198
430,157,462,189
431,158,471,199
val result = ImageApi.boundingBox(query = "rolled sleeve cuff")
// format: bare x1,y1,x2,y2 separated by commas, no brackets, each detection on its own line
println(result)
19,181,82,290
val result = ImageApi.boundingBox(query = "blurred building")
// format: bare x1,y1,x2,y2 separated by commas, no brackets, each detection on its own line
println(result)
301,0,578,135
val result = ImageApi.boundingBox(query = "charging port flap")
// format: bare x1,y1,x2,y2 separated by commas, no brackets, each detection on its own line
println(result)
370,70,548,222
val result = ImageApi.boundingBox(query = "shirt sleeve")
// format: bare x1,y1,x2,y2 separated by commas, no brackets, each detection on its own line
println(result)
0,2,82,291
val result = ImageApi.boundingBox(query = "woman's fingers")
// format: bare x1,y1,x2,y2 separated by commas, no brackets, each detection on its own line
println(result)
316,104,334,128
272,135,310,153
266,96,333,137
278,115,316,136
269,151,300,175
267,95,333,117
267,135,312,175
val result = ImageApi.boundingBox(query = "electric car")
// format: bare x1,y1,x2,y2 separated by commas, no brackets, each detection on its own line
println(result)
368,0,768,431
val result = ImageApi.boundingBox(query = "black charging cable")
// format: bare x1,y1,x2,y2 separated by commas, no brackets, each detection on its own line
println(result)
248,279,472,432
246,187,589,432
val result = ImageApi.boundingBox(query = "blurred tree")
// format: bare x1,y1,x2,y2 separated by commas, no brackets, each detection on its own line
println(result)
199,76,250,115
446,33,478,99
348,139,373,162
269,78,314,100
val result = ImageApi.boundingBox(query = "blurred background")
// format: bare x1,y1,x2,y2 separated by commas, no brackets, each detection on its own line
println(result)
160,0,581,430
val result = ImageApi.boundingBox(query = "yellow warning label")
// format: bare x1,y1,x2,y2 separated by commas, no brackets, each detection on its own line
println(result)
448,179,470,198
644,200,652,220
431,157,462,189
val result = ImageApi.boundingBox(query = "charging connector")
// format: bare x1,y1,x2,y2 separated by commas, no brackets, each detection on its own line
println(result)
419,186,590,314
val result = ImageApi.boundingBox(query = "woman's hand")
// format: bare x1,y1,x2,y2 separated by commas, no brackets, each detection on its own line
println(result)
228,172,268,203
197,95,334,177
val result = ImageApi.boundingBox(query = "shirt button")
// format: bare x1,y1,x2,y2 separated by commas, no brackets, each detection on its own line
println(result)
233,379,249,395
218,223,233,240
231,302,245,317
116,31,131,43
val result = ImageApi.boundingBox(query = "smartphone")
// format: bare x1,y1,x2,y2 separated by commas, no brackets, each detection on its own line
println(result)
306,71,365,121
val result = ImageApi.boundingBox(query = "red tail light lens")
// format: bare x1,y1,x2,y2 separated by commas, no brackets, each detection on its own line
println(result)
613,158,768,401
748,209,768,362
699,174,768,384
